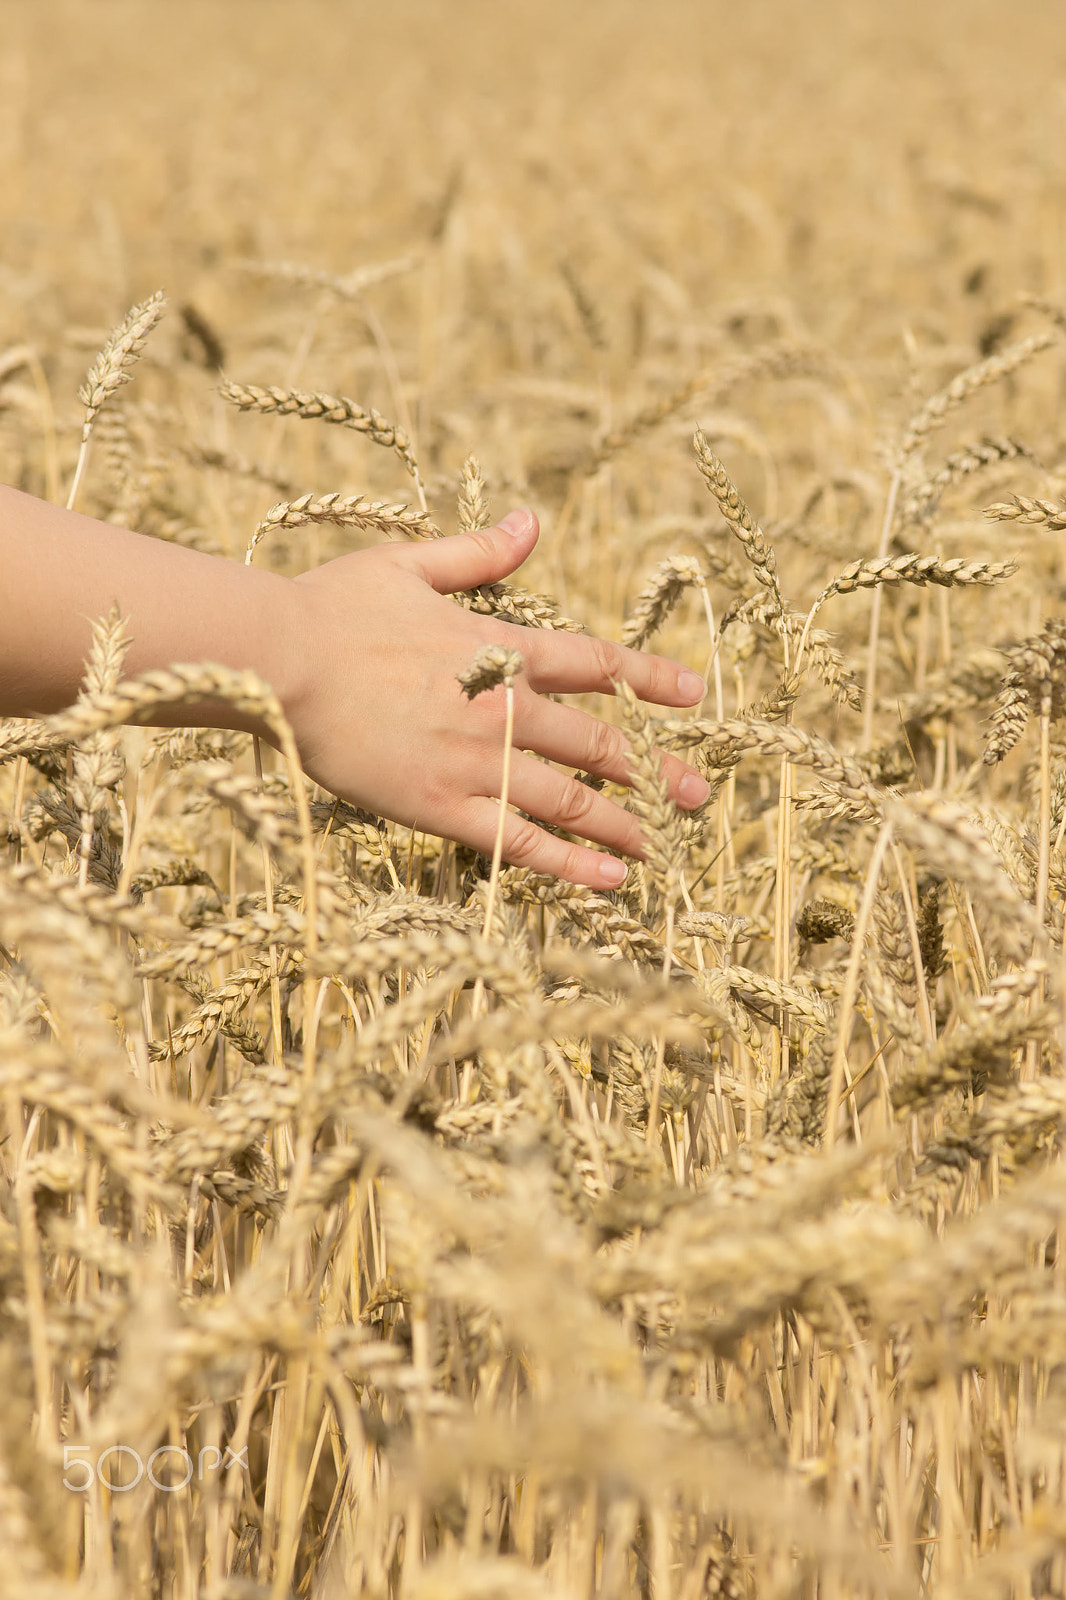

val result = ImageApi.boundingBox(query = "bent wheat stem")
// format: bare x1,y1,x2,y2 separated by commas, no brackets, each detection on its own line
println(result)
482,680,516,947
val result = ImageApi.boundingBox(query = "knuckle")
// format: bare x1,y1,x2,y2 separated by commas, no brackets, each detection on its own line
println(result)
509,623,538,661
480,615,527,662
584,717,623,774
591,636,624,684
467,527,498,563
557,840,589,883
553,778,597,832
504,815,543,867
660,754,686,790
419,770,457,818
644,659,669,699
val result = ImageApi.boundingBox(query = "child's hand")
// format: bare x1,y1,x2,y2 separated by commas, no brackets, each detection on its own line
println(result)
0,486,708,891
288,509,709,889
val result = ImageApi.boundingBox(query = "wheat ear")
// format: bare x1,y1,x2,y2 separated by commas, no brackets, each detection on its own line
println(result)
899,435,1033,527
246,492,440,564
693,430,785,617
236,254,417,299
984,493,1066,529
219,378,423,491
796,553,1016,672
457,453,490,533
863,330,1057,742
896,331,1058,462
620,555,705,650
71,606,131,889
68,290,166,510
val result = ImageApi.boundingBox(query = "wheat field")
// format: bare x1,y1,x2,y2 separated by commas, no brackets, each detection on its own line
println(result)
3,3,1066,1597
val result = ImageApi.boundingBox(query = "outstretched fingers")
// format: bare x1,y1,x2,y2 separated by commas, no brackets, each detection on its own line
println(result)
520,627,706,708
515,696,710,807
507,754,645,857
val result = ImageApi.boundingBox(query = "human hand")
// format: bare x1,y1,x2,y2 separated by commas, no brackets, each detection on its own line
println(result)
287,508,709,889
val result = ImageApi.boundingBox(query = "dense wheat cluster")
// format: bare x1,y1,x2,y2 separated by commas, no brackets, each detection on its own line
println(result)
4,3,1066,1597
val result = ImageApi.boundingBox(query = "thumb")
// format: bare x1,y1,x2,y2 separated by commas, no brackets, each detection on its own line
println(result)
410,508,539,594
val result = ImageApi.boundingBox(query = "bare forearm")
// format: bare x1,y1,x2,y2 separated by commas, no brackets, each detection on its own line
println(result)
0,485,298,734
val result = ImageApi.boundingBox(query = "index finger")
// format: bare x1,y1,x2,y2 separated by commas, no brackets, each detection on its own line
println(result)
517,628,706,707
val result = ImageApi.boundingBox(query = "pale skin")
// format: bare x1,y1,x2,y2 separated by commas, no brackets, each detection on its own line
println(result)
0,488,710,889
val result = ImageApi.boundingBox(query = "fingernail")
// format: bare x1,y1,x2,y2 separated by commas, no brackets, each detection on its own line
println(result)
678,773,710,807
499,507,534,538
598,857,627,887
677,670,706,702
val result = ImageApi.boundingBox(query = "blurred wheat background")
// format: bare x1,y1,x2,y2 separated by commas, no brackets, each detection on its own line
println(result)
4,3,1066,1597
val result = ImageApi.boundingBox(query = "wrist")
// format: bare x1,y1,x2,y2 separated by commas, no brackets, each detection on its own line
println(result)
248,566,315,746
172,562,311,747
